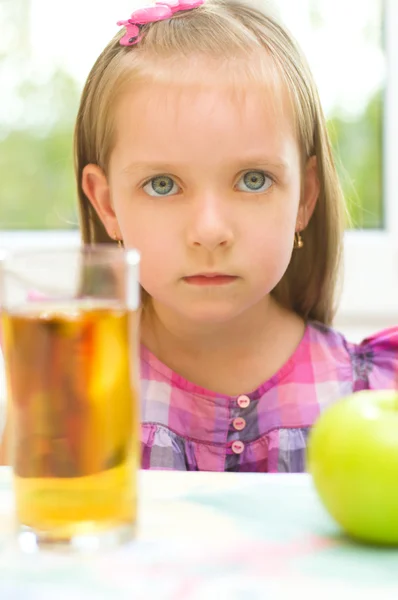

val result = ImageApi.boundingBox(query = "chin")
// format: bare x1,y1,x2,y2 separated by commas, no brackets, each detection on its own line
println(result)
177,300,250,324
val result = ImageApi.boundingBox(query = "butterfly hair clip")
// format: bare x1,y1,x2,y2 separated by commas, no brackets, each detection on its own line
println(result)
117,0,205,46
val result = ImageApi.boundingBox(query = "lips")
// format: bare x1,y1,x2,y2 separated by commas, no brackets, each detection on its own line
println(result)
183,273,238,286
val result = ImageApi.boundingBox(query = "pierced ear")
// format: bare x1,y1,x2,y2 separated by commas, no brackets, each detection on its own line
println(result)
296,155,320,230
82,164,120,239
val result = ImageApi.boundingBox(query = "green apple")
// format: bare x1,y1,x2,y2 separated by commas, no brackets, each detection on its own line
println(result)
307,389,398,546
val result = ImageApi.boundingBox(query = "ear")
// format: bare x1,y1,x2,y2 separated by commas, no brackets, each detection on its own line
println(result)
296,155,320,231
82,164,122,240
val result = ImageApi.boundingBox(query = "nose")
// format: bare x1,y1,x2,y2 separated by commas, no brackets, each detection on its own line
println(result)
186,192,234,252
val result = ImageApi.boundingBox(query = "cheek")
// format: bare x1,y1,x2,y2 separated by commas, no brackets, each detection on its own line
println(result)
247,211,296,275
116,203,161,250
250,230,293,265
117,207,177,287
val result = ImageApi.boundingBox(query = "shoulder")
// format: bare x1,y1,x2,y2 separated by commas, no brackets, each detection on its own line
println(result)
307,321,398,391
349,325,398,391
303,320,354,369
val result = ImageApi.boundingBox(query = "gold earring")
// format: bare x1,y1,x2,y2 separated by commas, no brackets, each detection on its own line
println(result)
294,231,304,249
113,232,124,249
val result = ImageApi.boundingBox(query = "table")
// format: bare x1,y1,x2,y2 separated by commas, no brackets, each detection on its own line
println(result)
0,468,397,600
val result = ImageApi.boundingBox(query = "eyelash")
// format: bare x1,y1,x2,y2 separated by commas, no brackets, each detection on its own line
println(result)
141,170,274,197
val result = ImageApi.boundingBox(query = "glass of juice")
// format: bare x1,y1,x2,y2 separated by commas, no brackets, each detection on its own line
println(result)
0,245,140,552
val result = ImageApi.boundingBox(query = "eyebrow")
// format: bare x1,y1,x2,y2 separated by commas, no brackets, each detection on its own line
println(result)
121,162,182,174
121,158,290,175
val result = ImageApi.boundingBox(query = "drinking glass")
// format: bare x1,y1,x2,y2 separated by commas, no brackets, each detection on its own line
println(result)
0,245,140,552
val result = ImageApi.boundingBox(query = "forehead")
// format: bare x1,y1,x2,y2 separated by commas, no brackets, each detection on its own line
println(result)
111,54,297,164
120,50,293,115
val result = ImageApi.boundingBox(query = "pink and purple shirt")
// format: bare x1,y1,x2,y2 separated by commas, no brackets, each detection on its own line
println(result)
140,321,398,472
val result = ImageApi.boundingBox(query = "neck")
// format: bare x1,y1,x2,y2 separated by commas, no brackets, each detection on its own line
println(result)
142,295,273,351
140,296,306,395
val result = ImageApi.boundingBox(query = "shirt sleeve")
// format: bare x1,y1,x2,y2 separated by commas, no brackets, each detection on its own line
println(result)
353,326,398,391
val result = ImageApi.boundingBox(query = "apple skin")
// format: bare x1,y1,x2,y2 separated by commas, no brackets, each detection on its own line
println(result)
307,389,398,546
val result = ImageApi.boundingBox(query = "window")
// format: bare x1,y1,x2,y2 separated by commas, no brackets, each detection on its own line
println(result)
278,0,384,230
0,0,117,231
276,0,398,340
332,0,398,339
1,0,397,339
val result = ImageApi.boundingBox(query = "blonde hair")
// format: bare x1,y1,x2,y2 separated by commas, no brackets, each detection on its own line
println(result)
75,0,346,325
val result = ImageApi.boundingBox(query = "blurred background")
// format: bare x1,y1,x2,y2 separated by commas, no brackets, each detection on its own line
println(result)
0,0,397,341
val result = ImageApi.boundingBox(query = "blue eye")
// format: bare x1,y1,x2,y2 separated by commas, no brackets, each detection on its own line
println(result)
236,171,272,193
143,175,179,197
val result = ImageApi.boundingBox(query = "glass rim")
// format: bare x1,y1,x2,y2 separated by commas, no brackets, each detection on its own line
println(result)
0,244,140,267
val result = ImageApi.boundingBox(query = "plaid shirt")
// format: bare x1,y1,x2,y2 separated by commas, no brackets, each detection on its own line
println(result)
140,321,398,472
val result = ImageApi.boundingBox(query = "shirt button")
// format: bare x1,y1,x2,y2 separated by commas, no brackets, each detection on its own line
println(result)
231,440,245,455
237,395,250,409
232,417,246,431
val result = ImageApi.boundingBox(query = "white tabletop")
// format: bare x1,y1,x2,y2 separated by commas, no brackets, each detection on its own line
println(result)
0,469,397,600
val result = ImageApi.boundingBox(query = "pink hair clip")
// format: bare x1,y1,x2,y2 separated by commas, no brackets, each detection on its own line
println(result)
117,0,205,46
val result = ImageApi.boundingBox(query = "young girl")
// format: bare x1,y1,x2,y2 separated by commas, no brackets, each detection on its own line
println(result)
75,0,398,472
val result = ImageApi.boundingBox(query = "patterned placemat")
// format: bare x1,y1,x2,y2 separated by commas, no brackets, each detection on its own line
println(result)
0,469,397,600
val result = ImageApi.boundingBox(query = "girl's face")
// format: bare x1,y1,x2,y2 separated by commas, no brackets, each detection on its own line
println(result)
84,65,319,325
